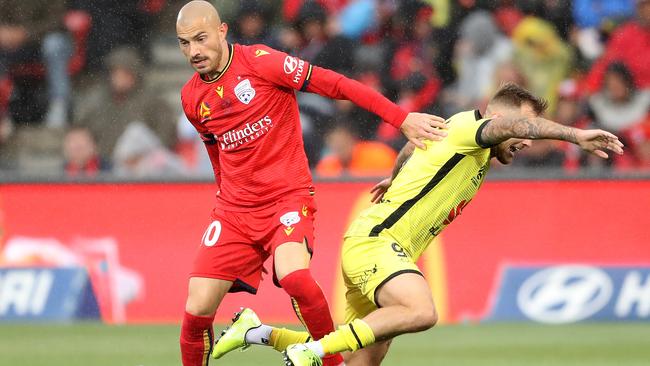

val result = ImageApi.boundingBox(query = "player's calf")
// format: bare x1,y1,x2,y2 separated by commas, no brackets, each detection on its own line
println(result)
344,340,392,366
294,273,437,360
180,277,232,366
275,241,345,366
180,311,215,366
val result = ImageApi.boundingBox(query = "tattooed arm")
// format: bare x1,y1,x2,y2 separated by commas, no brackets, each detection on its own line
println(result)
390,142,416,181
479,116,579,145
370,142,415,203
479,116,624,158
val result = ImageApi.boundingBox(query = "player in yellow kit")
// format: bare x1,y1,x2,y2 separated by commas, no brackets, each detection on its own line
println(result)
212,84,624,366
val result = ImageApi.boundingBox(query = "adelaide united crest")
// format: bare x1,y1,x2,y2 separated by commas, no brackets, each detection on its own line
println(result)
234,79,256,105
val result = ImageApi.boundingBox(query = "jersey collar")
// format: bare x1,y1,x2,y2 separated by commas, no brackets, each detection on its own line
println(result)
200,44,234,84
474,109,483,120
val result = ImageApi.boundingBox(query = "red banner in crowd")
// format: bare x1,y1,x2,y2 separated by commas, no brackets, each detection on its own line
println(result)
0,181,648,324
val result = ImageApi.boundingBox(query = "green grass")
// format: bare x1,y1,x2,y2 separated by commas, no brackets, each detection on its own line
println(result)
1,323,649,366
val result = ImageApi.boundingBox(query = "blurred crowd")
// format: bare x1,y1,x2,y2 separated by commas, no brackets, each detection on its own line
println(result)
1,0,650,180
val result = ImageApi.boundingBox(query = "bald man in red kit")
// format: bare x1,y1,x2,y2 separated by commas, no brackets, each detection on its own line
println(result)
176,2,448,366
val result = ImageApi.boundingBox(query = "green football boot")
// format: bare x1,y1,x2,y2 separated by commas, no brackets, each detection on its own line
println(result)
211,308,261,359
283,344,323,366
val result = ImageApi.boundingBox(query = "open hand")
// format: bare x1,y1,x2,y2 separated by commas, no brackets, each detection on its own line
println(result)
370,178,392,204
575,129,624,159
400,113,448,150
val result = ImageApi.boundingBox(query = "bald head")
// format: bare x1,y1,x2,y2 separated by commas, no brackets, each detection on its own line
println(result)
177,0,221,29
176,1,229,78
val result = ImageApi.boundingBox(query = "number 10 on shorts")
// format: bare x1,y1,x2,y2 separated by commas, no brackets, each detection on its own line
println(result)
202,221,222,247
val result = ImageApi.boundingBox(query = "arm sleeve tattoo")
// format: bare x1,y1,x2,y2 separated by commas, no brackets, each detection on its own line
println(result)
479,116,578,146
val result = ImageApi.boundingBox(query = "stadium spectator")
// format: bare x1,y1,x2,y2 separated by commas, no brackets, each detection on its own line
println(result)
74,0,165,69
377,3,441,148
62,126,110,178
316,122,397,177
628,121,650,169
572,0,635,61
493,0,524,36
530,0,574,40
445,10,513,114
583,0,650,93
511,15,573,114
489,62,527,100
336,0,377,40
0,0,72,127
229,1,271,45
283,0,349,22
74,47,177,159
552,79,592,171
588,62,650,168
288,1,355,72
112,121,187,178
589,62,650,134
276,1,358,162
573,0,635,29
388,4,437,87
0,115,11,169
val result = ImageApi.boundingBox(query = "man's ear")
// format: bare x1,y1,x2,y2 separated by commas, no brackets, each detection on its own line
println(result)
219,22,229,36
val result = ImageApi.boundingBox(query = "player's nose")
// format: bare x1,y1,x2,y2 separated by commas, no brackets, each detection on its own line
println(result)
189,43,201,58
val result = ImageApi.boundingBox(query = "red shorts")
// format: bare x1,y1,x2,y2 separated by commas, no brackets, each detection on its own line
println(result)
190,195,316,294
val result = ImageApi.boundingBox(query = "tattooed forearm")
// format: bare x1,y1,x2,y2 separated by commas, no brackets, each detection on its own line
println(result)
480,116,578,146
390,142,415,181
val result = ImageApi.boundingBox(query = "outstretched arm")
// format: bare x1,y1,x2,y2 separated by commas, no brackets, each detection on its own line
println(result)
249,45,448,149
479,116,624,158
370,142,415,203
307,66,448,149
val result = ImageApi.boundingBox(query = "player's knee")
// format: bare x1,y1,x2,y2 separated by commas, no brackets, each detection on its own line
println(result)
185,296,216,317
409,305,438,332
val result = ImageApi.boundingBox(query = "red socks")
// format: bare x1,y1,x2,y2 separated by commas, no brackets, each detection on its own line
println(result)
279,269,344,366
180,311,215,366
180,270,343,366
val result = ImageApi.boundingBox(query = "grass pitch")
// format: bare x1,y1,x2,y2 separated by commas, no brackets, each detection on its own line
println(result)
1,323,648,366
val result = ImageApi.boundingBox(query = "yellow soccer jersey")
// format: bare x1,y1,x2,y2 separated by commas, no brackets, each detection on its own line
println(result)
345,110,493,260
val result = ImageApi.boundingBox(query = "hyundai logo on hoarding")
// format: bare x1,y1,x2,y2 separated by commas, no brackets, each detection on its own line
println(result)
516,265,613,324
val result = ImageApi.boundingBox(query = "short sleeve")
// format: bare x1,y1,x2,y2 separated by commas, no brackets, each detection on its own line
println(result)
245,45,313,91
446,110,492,155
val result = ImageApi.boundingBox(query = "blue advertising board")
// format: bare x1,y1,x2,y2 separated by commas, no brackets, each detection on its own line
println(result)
0,267,100,322
487,265,650,323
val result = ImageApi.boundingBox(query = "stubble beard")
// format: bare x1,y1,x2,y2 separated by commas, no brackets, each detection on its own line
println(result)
201,46,224,80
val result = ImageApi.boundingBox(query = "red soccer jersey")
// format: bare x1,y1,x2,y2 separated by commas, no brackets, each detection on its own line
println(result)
181,43,407,211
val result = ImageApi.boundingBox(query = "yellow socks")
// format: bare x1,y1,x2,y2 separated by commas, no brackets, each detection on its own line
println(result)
269,327,311,352
320,319,376,354
269,319,376,356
